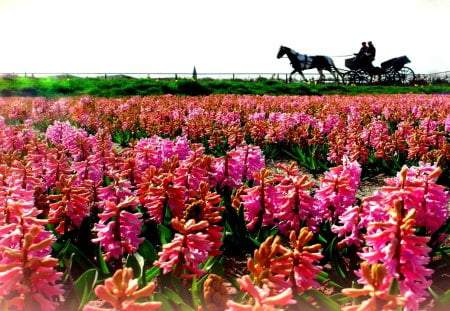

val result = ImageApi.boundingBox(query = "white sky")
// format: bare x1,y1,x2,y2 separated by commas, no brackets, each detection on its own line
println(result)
0,0,449,75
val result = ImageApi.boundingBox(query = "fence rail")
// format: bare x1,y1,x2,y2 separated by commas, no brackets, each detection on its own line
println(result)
1,71,449,84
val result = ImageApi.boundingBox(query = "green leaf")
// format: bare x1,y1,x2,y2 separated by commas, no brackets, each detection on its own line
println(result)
304,289,341,311
318,233,328,244
329,237,346,280
74,269,98,310
158,224,173,245
152,293,172,310
248,236,261,248
138,240,159,263
388,278,400,295
55,239,98,272
439,289,450,304
430,287,450,305
163,287,195,310
316,271,343,289
126,252,144,278
191,276,202,308
145,266,161,282
97,245,110,275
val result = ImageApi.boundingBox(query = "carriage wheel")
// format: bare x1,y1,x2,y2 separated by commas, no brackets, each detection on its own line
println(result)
343,70,371,85
382,71,401,85
342,71,357,85
356,70,372,85
398,67,415,85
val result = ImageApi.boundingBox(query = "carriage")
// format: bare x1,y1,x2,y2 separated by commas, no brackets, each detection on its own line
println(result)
342,55,415,85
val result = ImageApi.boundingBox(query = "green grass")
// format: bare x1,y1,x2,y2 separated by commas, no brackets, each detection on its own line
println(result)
0,76,449,97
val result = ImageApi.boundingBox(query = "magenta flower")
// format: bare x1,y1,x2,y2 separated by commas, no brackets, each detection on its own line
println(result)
445,114,450,132
213,144,265,189
174,147,211,191
71,154,105,186
359,201,433,311
385,163,449,233
92,196,144,261
135,135,192,170
155,218,213,278
97,172,134,208
331,205,364,247
361,163,449,233
314,156,361,222
271,165,317,234
240,169,277,231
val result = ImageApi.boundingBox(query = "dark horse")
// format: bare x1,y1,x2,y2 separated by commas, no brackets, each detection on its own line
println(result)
277,45,341,82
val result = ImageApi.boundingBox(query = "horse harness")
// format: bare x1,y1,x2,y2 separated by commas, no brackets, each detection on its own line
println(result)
293,52,313,70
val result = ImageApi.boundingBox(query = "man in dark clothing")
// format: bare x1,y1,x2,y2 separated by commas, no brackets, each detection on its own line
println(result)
355,42,368,61
366,41,376,62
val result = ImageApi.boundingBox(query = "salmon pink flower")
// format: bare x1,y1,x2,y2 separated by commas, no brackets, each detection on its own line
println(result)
47,174,93,234
83,268,161,311
289,228,323,292
137,165,187,223
342,262,407,311
42,147,73,189
0,207,63,311
226,275,296,311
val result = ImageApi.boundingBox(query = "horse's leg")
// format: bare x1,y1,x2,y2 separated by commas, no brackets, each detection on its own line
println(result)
299,70,307,82
333,66,343,83
328,69,337,83
289,69,296,82
317,69,325,83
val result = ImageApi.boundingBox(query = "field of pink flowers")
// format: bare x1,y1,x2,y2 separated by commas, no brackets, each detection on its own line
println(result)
0,94,449,311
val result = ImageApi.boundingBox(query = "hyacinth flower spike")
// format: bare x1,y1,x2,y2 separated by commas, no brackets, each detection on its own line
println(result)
0,218,63,311
226,275,296,311
342,262,407,311
360,200,433,311
83,267,162,311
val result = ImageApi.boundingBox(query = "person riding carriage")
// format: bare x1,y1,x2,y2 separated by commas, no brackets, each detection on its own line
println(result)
353,41,376,71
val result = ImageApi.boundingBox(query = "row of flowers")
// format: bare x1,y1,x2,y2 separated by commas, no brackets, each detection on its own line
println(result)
1,94,449,171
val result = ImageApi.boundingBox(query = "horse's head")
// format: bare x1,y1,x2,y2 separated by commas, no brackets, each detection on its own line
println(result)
277,46,289,59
